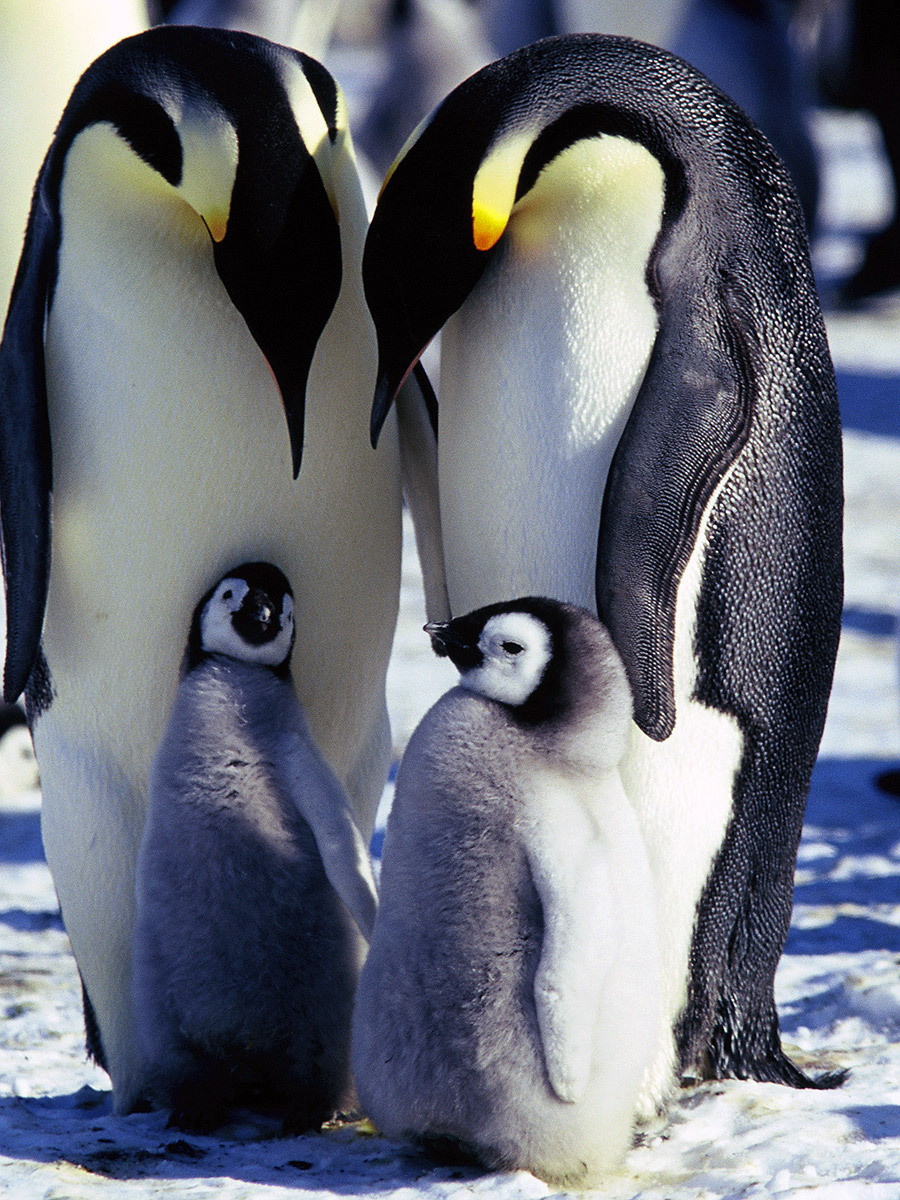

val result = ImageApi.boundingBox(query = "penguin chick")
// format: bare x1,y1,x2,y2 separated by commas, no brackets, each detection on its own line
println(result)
133,563,378,1134
352,598,661,1187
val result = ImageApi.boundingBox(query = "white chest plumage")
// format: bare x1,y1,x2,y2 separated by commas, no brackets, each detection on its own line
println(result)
621,476,745,1112
439,134,663,613
40,122,401,807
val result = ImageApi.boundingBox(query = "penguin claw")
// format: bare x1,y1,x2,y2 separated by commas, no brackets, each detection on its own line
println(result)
167,1073,231,1134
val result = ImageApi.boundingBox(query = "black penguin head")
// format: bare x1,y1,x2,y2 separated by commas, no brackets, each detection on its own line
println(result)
189,562,295,674
427,596,633,738
363,35,692,446
46,27,345,475
427,601,553,709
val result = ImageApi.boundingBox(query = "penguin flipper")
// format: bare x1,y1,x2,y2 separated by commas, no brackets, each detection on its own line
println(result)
0,171,57,703
525,782,616,1103
276,730,378,940
394,362,450,622
595,289,752,742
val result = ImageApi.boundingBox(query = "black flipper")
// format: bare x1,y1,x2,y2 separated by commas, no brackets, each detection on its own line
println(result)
0,152,59,703
394,362,449,623
595,283,754,741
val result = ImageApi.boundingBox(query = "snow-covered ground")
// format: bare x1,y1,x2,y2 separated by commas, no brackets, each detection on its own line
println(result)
1,108,900,1199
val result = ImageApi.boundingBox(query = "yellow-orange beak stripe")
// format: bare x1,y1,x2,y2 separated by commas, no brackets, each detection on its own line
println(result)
471,129,535,252
203,209,229,243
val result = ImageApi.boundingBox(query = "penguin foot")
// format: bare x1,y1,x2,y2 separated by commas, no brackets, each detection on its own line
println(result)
416,1132,486,1169
280,1098,331,1137
168,1068,234,1134
167,1099,229,1135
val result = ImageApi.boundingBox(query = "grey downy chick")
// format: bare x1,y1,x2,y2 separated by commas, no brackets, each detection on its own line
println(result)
352,597,661,1187
133,562,377,1134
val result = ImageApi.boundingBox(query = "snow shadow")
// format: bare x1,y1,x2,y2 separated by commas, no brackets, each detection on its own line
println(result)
0,907,62,933
0,804,43,864
786,756,900,957
0,1088,481,1191
845,1105,900,1142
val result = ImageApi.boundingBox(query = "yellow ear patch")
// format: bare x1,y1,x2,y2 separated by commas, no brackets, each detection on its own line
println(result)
472,129,536,252
174,104,238,244
202,208,228,244
282,58,337,218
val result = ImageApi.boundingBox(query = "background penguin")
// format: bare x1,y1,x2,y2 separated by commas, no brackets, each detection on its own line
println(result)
362,35,844,1110
0,26,403,1110
133,563,377,1133
0,0,146,322
353,597,660,1187
153,0,340,62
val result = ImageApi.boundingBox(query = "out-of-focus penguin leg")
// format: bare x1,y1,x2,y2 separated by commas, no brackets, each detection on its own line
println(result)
394,366,449,624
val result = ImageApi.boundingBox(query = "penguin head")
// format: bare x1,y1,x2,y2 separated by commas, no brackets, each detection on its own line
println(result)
189,562,295,673
30,26,348,474
428,607,552,708
426,597,632,753
364,35,680,443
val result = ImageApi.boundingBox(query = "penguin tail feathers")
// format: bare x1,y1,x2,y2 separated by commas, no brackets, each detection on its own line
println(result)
733,1048,849,1091
80,976,107,1071
701,1001,848,1091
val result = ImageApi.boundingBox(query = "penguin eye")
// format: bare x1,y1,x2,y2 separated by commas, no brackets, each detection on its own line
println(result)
502,641,523,655
223,589,233,601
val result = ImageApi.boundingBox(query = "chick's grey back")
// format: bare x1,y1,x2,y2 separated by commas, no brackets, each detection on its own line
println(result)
136,657,360,1046
358,687,545,1124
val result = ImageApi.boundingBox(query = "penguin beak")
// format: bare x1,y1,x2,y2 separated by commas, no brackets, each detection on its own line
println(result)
424,621,481,670
172,87,342,478
424,621,454,657
211,157,341,479
372,353,423,446
201,207,229,244
233,588,279,645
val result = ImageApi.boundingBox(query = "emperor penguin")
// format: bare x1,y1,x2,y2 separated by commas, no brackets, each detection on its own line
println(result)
0,26,403,1110
353,597,660,1186
362,35,844,1110
133,563,377,1133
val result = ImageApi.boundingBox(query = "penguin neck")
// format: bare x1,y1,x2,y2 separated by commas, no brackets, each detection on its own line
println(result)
186,650,293,684
439,134,665,616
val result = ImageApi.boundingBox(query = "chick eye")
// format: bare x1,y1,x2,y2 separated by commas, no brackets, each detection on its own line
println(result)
222,589,233,601
502,641,523,655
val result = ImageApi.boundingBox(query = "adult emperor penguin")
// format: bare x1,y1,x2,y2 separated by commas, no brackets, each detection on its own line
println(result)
134,564,377,1133
353,598,660,1185
0,27,403,1110
362,35,844,1110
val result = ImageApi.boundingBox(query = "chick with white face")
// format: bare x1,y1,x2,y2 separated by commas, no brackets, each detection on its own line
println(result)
0,27,402,1111
134,564,377,1134
354,598,661,1187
